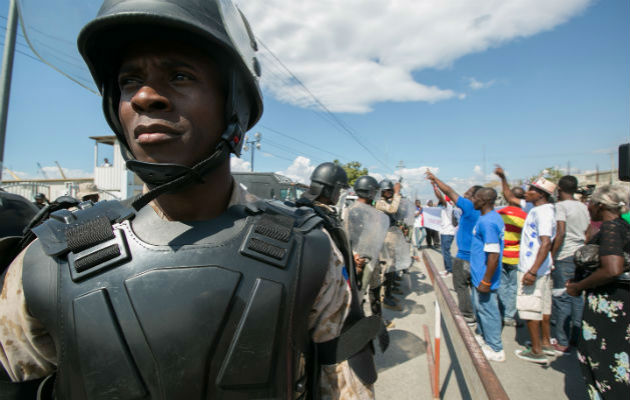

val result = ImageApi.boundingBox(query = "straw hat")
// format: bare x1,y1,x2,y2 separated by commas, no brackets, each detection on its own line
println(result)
77,182,99,199
530,177,556,195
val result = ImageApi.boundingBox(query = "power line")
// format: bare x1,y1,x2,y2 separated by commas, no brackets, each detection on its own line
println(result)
257,38,393,172
259,124,348,161
0,39,41,63
0,14,74,46
263,138,325,164
259,151,295,163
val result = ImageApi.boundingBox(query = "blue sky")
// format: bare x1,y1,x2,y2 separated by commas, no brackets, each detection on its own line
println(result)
1,0,628,199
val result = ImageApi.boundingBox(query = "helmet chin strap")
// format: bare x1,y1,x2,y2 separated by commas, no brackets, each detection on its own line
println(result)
127,140,230,212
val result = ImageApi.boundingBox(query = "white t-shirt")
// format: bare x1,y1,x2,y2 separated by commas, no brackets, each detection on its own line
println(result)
413,207,423,228
555,200,590,260
440,204,456,236
519,203,556,276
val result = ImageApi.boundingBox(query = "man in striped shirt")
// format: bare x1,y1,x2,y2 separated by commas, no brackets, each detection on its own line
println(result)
495,166,528,327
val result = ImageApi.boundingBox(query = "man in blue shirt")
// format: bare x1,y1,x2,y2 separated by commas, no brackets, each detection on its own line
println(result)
470,188,505,362
426,171,481,323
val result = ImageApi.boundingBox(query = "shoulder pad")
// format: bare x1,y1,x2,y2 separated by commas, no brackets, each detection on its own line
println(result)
245,199,323,233
31,200,135,257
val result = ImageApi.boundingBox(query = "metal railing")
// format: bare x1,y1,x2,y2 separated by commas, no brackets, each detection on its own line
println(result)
422,251,509,400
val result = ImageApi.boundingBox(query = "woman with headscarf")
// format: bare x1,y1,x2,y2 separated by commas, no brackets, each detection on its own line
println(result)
566,185,630,399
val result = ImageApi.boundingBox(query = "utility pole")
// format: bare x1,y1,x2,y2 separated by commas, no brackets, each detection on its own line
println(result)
243,132,262,172
396,160,405,182
0,0,18,182
596,164,599,184
482,145,487,184
610,151,615,184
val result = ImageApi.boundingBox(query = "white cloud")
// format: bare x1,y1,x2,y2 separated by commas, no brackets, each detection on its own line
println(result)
369,165,439,200
276,156,315,183
3,165,93,180
473,165,483,175
230,156,252,172
468,77,496,90
240,0,593,112
38,166,92,179
2,166,93,180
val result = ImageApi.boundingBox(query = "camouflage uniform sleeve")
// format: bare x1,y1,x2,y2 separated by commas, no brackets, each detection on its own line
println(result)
308,230,375,400
375,194,401,214
0,243,56,382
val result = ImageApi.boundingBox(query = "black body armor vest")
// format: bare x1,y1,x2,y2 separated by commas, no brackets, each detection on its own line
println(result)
23,199,331,400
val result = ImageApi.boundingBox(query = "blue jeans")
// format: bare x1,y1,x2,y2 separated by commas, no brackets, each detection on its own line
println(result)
498,263,518,322
440,234,454,273
552,257,584,346
413,227,426,248
471,289,503,352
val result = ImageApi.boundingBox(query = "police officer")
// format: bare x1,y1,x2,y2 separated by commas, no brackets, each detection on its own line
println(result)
0,1,376,398
297,162,352,280
350,176,390,322
33,193,48,209
297,163,384,366
299,162,348,209
375,179,404,311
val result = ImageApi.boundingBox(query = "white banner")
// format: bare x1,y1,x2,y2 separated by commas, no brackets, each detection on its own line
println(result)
422,207,442,231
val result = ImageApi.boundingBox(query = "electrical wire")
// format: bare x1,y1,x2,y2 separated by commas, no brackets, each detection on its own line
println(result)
262,138,325,164
259,124,348,161
257,38,394,172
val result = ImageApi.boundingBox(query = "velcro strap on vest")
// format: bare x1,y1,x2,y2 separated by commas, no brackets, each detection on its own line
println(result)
316,315,383,365
66,216,114,253
64,216,130,280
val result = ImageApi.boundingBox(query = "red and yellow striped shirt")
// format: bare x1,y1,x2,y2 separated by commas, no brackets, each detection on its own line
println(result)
498,206,527,265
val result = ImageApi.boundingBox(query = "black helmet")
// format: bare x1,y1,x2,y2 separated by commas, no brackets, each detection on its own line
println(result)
77,0,263,208
34,193,46,200
354,176,379,200
302,162,349,205
379,179,394,191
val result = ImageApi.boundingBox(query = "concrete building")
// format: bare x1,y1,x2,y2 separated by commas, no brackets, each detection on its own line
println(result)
573,169,622,186
1,136,142,202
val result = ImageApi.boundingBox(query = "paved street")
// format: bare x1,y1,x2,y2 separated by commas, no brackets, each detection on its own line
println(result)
373,247,588,400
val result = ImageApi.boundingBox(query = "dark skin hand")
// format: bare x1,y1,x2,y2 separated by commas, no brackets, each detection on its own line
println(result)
522,236,551,286
432,183,445,203
494,165,521,208
425,170,460,203
477,252,500,293
353,253,366,275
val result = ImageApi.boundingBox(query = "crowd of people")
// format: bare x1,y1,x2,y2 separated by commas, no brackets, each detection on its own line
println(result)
411,166,629,399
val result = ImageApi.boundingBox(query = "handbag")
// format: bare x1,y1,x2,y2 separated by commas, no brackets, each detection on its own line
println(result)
574,244,630,281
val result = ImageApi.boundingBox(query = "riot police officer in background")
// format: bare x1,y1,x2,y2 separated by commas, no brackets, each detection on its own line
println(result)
297,162,351,279
297,163,383,377
346,176,390,325
299,162,348,209
32,193,48,209
0,1,376,398
375,179,404,311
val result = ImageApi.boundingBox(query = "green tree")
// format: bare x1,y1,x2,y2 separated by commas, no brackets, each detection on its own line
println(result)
334,159,369,186
529,167,563,183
